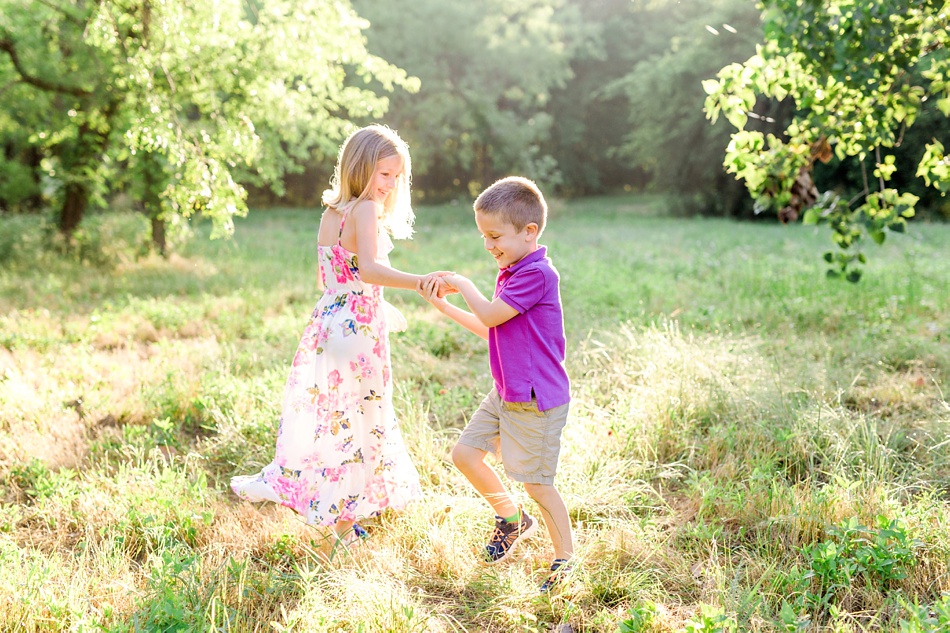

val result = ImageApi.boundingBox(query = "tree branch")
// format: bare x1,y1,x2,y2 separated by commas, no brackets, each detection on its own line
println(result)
0,39,92,97
875,146,884,191
33,0,86,27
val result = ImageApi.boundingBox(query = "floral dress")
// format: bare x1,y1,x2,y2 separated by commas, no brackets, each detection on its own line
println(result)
230,212,422,527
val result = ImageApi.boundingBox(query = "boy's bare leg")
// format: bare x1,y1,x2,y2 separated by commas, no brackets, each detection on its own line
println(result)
523,483,573,561
452,443,519,519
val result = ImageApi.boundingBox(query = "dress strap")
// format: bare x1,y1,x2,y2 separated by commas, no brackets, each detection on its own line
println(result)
337,201,355,241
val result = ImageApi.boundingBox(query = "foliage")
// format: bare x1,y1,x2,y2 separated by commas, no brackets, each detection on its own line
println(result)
0,0,416,247
684,605,739,633
705,0,950,280
778,516,920,626
898,593,950,632
606,0,765,215
352,0,587,198
619,601,659,632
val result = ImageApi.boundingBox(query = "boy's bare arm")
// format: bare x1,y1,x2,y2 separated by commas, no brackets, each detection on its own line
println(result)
447,274,518,328
418,276,489,340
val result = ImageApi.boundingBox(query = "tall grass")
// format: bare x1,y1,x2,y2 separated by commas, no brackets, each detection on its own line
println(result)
0,197,948,631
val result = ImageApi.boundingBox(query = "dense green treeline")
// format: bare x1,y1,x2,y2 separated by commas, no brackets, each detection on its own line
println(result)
0,0,770,226
1,0,948,256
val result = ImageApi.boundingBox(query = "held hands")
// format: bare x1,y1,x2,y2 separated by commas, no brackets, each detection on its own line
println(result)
417,271,461,309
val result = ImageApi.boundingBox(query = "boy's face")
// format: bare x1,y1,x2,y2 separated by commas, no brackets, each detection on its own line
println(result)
475,210,538,269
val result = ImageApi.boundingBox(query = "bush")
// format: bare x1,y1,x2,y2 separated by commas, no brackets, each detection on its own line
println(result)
70,212,152,267
0,211,151,269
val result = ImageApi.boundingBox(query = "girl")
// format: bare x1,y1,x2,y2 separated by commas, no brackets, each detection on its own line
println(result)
231,124,447,543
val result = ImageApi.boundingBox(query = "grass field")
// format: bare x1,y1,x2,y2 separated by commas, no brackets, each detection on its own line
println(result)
1,195,949,632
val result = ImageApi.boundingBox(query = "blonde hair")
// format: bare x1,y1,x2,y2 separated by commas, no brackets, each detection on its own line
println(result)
473,176,547,234
322,124,414,239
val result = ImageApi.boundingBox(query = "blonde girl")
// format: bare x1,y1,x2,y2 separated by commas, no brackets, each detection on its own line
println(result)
231,124,448,543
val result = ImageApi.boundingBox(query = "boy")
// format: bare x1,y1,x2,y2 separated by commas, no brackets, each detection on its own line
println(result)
419,176,573,593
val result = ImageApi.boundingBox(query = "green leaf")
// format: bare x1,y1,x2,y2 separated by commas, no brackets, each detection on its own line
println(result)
702,79,721,96
803,207,823,225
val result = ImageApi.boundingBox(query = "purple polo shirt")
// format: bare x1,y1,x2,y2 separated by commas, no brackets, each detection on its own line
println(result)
490,246,571,411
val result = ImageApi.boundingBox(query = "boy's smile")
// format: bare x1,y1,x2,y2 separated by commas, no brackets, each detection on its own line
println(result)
475,211,537,269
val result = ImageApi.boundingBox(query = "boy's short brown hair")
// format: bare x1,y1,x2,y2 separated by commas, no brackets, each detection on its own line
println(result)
474,176,547,233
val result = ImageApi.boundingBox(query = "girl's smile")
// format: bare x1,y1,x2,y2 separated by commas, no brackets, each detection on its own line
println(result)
369,154,403,203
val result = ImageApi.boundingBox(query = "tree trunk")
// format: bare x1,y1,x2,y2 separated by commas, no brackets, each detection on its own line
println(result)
59,182,88,238
25,146,43,211
151,216,167,256
143,152,167,256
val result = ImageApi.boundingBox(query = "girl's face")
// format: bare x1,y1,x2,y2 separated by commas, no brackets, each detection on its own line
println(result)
367,154,404,203
475,211,537,269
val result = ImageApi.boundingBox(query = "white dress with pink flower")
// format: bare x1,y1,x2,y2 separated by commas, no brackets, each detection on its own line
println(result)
230,213,422,527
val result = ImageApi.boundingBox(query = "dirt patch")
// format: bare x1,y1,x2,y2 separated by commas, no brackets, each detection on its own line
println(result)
0,410,89,472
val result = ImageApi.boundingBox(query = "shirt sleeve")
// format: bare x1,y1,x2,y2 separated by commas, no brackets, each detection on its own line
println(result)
499,267,545,313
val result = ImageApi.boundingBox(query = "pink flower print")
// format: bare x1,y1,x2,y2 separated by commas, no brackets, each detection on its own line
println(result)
373,335,386,359
331,248,355,284
350,294,376,324
349,353,375,379
328,369,343,389
383,365,390,386
307,323,326,350
338,497,359,523
335,436,354,453
365,478,391,505
322,466,345,483
270,473,307,506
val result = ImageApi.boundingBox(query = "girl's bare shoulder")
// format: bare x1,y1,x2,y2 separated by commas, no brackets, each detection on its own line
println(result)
350,199,383,222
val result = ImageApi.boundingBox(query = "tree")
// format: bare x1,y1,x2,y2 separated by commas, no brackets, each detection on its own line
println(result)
607,0,765,215
0,0,417,252
352,0,584,199
704,0,950,280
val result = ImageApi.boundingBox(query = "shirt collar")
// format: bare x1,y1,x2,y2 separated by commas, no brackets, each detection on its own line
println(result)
501,245,546,276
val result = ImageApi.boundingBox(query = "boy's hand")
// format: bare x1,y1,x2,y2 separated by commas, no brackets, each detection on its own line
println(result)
422,271,458,298
418,275,449,309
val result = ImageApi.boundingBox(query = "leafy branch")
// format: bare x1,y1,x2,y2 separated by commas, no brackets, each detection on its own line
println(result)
704,0,950,281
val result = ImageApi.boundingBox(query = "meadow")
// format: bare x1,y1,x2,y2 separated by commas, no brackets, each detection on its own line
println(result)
0,196,948,632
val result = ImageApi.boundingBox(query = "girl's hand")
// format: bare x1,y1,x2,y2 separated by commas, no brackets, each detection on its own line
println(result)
423,271,458,298
417,275,448,308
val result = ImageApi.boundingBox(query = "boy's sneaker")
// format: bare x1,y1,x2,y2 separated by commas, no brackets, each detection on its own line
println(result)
484,510,537,563
540,559,573,593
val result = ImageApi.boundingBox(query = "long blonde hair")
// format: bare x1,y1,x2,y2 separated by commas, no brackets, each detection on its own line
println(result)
322,124,414,239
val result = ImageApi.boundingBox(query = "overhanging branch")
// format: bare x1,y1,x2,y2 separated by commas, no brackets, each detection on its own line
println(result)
0,38,92,97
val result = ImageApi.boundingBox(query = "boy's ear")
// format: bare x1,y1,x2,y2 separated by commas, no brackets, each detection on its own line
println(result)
524,222,539,239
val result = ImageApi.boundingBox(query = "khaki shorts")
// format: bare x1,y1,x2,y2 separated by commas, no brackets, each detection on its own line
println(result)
458,388,570,485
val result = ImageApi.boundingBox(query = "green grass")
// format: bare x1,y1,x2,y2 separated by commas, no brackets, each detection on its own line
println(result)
1,196,949,631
